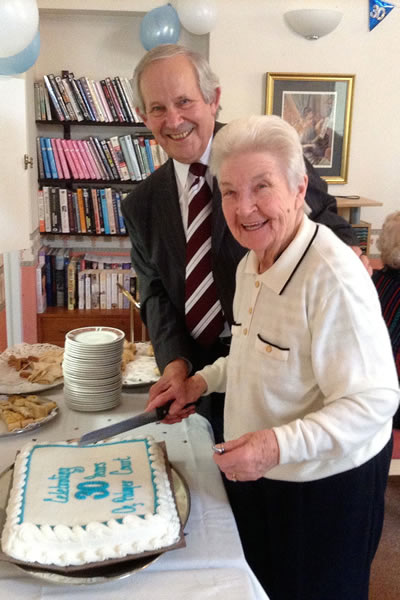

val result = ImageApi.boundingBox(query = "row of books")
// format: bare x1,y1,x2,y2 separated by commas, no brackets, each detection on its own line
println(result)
35,72,142,124
37,248,137,312
36,134,167,182
38,186,129,236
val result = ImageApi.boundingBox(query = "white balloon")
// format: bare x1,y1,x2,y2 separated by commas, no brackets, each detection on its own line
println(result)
0,0,39,58
176,0,217,35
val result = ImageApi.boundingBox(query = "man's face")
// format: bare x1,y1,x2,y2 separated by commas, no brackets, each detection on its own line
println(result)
138,55,220,164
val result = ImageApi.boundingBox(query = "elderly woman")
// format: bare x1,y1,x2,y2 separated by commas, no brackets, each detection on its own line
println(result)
147,115,399,600
372,211,400,426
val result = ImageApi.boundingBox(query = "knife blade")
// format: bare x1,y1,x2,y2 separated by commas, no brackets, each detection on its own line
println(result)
78,402,174,446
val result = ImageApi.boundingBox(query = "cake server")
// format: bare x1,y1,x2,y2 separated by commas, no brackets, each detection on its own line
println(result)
78,401,176,445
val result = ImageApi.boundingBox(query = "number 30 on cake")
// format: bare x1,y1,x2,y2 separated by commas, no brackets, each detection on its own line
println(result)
1,435,182,567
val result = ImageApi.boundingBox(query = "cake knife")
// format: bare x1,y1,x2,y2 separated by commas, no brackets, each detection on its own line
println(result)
78,401,179,445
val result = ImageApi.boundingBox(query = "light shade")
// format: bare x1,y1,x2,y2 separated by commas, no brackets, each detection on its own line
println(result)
284,9,343,40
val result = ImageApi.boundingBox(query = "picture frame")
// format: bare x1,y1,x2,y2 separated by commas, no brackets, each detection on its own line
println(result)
265,73,355,184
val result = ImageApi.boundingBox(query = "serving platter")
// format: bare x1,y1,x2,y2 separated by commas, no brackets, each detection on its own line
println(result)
0,397,58,438
122,342,160,388
0,343,63,395
0,462,190,585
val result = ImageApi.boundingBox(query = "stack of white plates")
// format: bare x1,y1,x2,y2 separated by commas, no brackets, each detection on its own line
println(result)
63,326,125,412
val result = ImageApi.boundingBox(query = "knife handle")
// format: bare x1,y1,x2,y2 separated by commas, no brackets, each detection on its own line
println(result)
155,400,194,420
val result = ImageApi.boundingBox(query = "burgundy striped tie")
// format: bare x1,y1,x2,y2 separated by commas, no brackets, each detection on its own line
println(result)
185,163,224,346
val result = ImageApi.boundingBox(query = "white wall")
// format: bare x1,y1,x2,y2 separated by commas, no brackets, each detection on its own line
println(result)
36,0,400,252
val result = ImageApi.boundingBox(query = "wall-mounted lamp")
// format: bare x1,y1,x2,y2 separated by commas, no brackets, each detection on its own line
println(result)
284,9,343,41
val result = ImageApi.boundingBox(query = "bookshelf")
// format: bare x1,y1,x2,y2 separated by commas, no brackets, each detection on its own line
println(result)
35,75,156,342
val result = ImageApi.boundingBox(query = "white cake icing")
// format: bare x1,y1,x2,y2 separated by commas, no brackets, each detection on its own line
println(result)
1,435,181,567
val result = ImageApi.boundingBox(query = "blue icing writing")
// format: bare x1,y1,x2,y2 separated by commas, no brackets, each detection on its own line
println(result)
112,502,145,514
109,456,133,475
84,462,106,479
75,481,110,500
112,480,142,503
44,467,84,503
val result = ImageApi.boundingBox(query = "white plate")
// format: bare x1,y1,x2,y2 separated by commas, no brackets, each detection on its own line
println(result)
0,397,59,438
122,343,160,388
0,343,64,395
66,327,125,346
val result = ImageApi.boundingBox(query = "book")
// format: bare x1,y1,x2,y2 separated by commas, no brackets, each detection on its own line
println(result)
76,188,87,233
61,76,84,121
67,189,76,234
144,138,155,172
37,189,45,232
36,262,47,313
42,186,52,233
87,137,109,180
99,270,107,309
54,138,71,179
105,187,117,234
99,188,110,234
46,74,70,120
43,75,65,121
124,135,142,180
119,135,136,181
79,77,98,121
61,139,79,179
83,187,94,233
109,136,130,180
50,138,64,179
59,188,70,233
67,257,77,310
49,187,61,233
72,191,82,233
88,79,106,122
39,137,51,179
71,139,89,179
76,77,96,121
91,270,100,309
55,248,67,307
120,76,142,122
114,191,126,235
67,139,85,179
91,136,114,179
45,137,59,179
67,73,91,121
137,136,151,177
94,80,113,122
78,140,98,179
150,139,161,169
114,76,133,122
100,79,119,121
95,189,105,233
105,77,124,122
133,137,147,178
100,138,119,180
36,137,45,179
45,248,57,307
55,75,76,121
91,188,101,234
34,82,41,121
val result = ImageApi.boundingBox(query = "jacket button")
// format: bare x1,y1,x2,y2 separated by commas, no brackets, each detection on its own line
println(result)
266,345,272,353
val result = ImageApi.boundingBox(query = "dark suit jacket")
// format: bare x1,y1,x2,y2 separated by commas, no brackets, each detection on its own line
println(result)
121,123,357,373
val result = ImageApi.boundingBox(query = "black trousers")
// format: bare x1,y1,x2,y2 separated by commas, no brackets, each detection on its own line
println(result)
223,438,392,600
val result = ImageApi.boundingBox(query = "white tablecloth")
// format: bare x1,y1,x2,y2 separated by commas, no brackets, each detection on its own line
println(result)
0,386,269,599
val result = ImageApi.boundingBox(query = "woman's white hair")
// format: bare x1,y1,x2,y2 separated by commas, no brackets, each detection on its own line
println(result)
377,211,400,269
132,44,220,115
210,115,306,192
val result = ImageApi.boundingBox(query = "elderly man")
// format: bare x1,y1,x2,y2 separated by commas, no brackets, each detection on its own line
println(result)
121,44,368,440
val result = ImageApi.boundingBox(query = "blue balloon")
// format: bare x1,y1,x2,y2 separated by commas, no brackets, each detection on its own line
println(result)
0,30,40,76
140,4,180,51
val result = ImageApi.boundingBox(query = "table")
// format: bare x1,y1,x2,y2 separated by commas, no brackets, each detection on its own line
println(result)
335,195,382,224
0,386,269,600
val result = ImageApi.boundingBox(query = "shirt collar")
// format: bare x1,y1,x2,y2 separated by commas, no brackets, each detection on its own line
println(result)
244,215,319,295
173,136,213,190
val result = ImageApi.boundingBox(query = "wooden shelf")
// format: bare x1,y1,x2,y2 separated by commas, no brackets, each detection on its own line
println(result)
37,307,149,347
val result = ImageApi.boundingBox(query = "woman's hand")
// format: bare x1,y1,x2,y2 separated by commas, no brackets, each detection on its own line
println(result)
213,429,280,481
146,361,207,424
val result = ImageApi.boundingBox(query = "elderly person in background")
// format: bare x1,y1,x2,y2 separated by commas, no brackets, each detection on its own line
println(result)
372,211,400,427
147,115,399,600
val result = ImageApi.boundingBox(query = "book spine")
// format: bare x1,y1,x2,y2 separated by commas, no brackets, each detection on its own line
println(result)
49,187,61,233
54,138,71,179
77,139,96,179
120,76,142,123
37,189,45,232
36,136,45,179
67,139,84,179
99,188,110,234
59,188,70,233
36,263,47,313
50,138,64,179
71,139,89,179
115,76,134,122
34,82,41,121
105,188,117,234
76,78,96,121
42,186,52,233
55,249,66,307
111,190,121,234
55,75,76,121
94,80,113,122
109,136,129,181
100,79,119,121
72,191,82,233
138,136,151,176
43,75,65,121
150,139,161,170
39,137,51,179
114,191,126,234
124,135,142,180
100,138,119,180
88,79,106,122
76,188,87,233
133,137,147,178
144,138,155,172
67,259,77,310
47,74,70,120
68,75,91,120
105,77,124,122
111,78,129,122
61,139,79,179
99,270,107,309
62,77,84,121
91,271,100,309
96,189,105,233
80,77,99,121
67,189,76,233
91,188,101,234
83,187,94,233
119,135,136,181
92,136,113,179
45,138,59,179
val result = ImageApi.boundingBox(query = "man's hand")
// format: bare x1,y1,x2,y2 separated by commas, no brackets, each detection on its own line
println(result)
146,360,206,423
350,245,373,276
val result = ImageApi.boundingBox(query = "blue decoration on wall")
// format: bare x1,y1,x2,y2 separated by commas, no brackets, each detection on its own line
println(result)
369,0,395,31
0,30,40,76
140,4,180,51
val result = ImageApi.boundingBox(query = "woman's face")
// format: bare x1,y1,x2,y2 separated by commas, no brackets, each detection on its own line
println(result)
219,150,307,269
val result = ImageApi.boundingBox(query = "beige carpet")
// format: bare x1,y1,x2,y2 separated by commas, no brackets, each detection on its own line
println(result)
369,476,400,599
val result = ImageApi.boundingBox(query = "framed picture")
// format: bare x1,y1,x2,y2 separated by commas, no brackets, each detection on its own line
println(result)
265,73,355,184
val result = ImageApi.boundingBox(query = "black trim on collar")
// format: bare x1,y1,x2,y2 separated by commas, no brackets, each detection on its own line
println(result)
279,225,319,295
